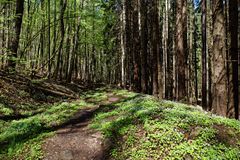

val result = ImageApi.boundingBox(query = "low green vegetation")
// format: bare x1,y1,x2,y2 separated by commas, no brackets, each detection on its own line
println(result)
80,88,110,103
1,88,240,159
0,104,14,116
0,100,95,159
0,87,119,159
91,92,240,160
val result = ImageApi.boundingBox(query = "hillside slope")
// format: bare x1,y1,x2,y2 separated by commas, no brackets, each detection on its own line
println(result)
91,91,240,160
0,76,239,159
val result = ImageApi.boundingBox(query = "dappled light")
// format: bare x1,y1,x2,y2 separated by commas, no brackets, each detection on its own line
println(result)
0,0,239,159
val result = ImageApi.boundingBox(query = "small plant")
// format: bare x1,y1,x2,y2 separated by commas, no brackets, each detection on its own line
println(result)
0,104,14,116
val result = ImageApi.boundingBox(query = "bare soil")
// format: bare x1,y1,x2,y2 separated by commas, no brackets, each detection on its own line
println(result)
42,96,122,160
43,119,110,160
213,124,240,147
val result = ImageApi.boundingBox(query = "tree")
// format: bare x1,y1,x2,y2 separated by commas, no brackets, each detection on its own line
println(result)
8,0,24,70
140,0,148,93
175,0,187,101
47,0,51,78
151,0,160,97
228,0,239,119
211,0,228,116
132,0,141,92
55,0,67,80
124,0,131,87
201,0,207,110
121,0,126,87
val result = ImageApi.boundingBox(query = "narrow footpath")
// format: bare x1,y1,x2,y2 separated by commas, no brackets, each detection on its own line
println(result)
42,94,122,160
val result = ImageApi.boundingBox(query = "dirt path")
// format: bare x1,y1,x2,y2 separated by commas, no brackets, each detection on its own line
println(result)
42,95,121,160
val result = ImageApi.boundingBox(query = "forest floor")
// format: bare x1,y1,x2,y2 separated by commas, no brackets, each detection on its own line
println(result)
42,94,123,160
0,71,240,160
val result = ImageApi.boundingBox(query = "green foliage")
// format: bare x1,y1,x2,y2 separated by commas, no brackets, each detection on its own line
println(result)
1,88,240,159
0,104,14,116
0,99,94,159
0,132,54,160
82,90,108,103
91,91,240,160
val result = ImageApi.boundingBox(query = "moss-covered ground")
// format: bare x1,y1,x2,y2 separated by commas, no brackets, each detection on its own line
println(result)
0,88,239,159
91,90,240,160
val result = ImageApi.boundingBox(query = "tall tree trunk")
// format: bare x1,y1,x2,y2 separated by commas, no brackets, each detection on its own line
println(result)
47,0,51,78
67,0,79,83
151,0,160,97
140,0,148,93
132,0,141,92
55,0,67,80
40,0,45,74
51,0,57,71
228,0,239,119
202,0,207,110
212,0,228,117
1,4,6,69
193,11,198,103
121,2,126,87
207,0,213,110
124,0,131,87
8,0,24,70
175,0,187,101
165,0,173,100
188,1,195,103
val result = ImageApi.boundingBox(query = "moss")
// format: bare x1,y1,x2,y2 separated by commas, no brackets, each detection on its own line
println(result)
1,88,240,159
91,92,240,160
0,99,94,159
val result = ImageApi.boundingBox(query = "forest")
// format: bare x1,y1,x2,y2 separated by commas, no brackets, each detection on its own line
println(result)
0,0,239,159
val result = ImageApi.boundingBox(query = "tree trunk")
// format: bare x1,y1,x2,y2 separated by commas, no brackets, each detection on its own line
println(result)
47,0,51,78
175,0,187,101
140,0,148,93
151,0,160,97
121,1,126,87
55,0,67,80
207,0,213,110
1,4,6,69
132,0,141,92
212,0,228,117
202,0,207,110
228,0,239,119
193,11,198,103
124,0,131,88
8,0,24,70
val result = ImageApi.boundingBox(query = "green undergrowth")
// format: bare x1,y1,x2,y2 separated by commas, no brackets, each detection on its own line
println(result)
91,92,240,160
0,100,94,159
0,87,131,159
0,94,55,117
0,103,14,116
80,87,109,103
1,88,240,160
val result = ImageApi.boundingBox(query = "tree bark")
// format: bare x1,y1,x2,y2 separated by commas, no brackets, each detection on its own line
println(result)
212,0,228,117
228,0,239,119
175,0,187,101
121,1,126,87
55,0,67,80
202,0,207,110
151,0,160,97
47,0,51,78
8,0,24,70
132,0,141,92
140,0,148,93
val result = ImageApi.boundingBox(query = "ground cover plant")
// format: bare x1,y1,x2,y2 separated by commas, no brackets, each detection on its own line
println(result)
91,91,240,160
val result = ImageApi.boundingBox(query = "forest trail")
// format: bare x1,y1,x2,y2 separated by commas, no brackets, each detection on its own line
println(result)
1,72,239,159
42,94,122,160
